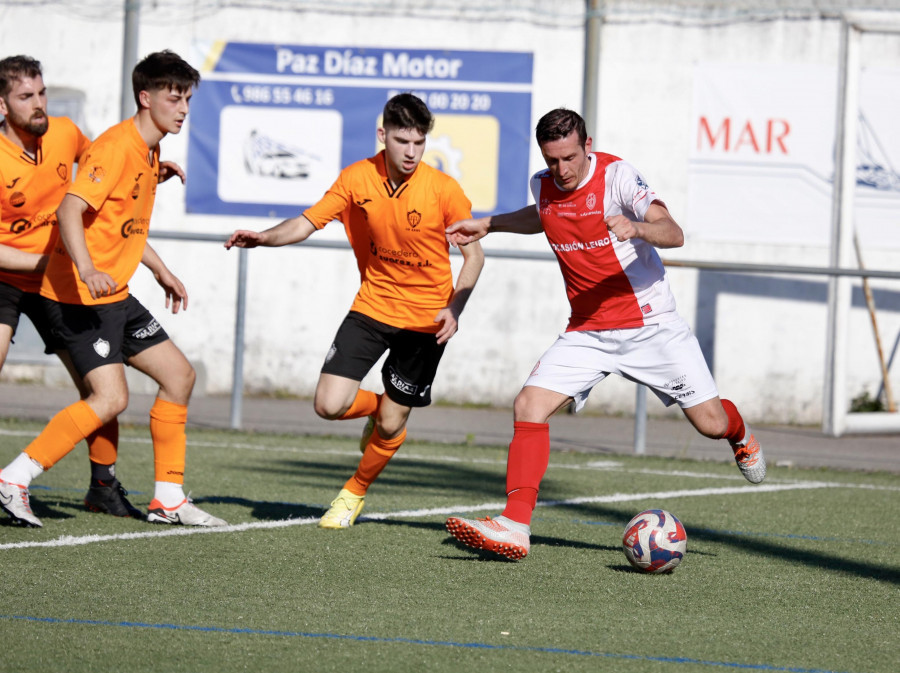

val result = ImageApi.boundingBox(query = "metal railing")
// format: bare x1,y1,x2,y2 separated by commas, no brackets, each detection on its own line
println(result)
148,229,900,447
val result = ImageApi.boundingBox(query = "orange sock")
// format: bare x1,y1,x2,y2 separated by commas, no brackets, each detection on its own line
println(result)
344,426,406,496
150,398,188,485
338,390,381,420
25,400,103,470
87,418,119,466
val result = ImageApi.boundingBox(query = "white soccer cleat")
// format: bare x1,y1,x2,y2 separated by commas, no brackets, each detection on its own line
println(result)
445,514,530,560
147,497,227,526
732,433,767,484
0,479,42,528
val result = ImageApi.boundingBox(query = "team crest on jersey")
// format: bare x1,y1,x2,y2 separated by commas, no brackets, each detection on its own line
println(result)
93,338,111,358
56,163,68,181
9,192,25,208
585,192,597,210
88,165,105,183
407,210,421,228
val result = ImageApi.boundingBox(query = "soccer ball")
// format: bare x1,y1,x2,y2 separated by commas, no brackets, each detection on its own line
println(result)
622,509,687,573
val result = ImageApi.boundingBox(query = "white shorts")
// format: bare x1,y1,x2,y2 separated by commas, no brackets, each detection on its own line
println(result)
524,316,719,412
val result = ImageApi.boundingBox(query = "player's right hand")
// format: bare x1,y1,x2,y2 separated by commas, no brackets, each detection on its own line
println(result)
81,269,117,299
445,218,489,248
224,230,264,249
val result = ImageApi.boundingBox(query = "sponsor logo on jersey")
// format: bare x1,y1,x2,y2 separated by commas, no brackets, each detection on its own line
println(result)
10,218,31,234
93,338,111,358
5,177,21,189
9,191,26,208
120,218,149,238
131,182,141,200
550,237,611,253
88,165,105,183
641,303,652,314
325,343,337,363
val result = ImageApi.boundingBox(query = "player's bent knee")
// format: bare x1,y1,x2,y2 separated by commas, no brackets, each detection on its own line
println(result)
88,391,129,423
313,398,347,420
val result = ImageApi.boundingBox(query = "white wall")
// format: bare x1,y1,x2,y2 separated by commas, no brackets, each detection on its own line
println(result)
1,2,898,424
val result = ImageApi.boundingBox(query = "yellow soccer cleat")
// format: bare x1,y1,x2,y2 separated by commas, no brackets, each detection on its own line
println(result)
318,488,365,529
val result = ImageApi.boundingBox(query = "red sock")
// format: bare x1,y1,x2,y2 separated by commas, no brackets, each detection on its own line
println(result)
720,399,747,446
501,421,550,526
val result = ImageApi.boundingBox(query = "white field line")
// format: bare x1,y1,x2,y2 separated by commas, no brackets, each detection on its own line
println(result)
0,428,816,484
0,481,845,551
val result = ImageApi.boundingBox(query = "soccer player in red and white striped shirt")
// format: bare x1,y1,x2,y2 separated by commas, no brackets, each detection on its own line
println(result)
444,108,765,561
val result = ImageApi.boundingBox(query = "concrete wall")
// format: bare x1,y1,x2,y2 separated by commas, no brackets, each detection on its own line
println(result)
1,2,898,424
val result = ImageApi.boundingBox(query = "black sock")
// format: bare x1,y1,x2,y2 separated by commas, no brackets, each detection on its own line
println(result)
90,461,116,484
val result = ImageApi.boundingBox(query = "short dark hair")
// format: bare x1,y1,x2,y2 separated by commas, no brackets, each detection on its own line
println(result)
535,108,587,148
132,50,200,108
0,55,43,98
382,93,434,135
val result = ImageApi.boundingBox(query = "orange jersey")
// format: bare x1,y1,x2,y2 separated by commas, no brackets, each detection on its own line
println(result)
41,118,159,305
0,116,90,292
304,152,472,332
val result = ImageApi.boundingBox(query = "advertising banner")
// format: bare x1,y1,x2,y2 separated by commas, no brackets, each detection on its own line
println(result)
186,41,533,219
688,63,900,249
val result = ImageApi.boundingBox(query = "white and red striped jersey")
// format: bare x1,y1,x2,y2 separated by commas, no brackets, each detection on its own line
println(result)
530,152,678,332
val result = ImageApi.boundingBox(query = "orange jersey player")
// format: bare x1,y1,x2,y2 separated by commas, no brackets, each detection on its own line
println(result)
0,51,226,528
0,54,143,520
226,93,484,529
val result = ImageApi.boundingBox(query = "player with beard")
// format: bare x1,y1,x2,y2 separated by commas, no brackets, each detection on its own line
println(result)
0,51,224,528
0,55,143,520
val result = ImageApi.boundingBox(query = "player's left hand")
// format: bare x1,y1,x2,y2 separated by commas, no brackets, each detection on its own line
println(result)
605,214,641,242
158,161,186,184
154,268,189,313
434,307,460,344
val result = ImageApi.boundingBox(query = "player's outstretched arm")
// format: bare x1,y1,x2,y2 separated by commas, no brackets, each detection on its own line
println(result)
57,193,117,299
224,215,317,250
434,239,485,344
446,205,543,248
142,244,188,314
0,244,47,273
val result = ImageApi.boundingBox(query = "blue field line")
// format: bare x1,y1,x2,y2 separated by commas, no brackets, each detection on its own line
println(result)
1,614,856,673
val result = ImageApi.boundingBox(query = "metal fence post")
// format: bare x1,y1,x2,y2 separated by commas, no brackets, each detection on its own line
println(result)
633,384,647,454
230,247,248,430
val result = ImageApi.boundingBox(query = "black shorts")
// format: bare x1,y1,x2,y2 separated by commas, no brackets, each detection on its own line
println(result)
321,311,446,408
0,281,63,353
43,294,170,378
